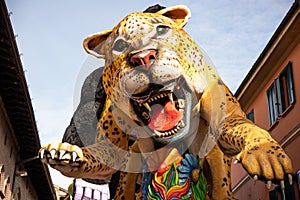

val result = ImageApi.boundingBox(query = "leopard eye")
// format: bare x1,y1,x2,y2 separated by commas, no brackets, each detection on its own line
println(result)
113,39,128,52
156,25,170,37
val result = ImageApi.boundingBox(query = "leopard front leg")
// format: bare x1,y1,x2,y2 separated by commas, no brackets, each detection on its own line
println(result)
39,142,116,180
201,82,293,194
39,102,130,179
219,118,293,188
39,138,126,180
216,84,293,189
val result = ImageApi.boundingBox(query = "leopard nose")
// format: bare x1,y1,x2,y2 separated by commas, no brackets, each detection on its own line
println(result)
130,49,157,71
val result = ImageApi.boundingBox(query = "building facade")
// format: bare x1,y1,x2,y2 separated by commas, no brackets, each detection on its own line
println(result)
0,0,58,199
233,0,300,199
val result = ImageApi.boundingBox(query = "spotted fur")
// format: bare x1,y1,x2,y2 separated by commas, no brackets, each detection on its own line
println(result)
39,5,293,200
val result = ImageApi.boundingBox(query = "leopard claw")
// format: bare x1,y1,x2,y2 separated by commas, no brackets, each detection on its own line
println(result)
267,180,272,190
288,174,293,185
253,175,258,181
233,159,240,164
253,175,258,185
62,153,72,163
59,150,66,160
39,148,45,160
280,180,285,189
72,152,78,162
50,149,56,159
39,142,86,171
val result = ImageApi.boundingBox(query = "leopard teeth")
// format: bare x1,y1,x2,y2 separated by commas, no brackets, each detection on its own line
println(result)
143,102,151,111
177,99,185,108
179,121,185,128
168,93,174,103
153,121,185,138
156,132,163,138
146,92,170,103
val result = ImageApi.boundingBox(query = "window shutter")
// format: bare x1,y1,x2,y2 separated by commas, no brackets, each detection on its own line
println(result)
286,62,295,104
267,85,277,125
275,77,283,115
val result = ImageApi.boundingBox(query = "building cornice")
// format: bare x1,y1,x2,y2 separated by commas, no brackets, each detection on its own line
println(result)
0,0,56,199
235,1,300,110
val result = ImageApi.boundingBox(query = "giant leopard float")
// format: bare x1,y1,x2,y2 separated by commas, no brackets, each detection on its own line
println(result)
39,5,293,199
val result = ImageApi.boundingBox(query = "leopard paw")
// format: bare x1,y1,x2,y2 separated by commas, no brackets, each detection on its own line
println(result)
39,142,87,176
235,139,293,189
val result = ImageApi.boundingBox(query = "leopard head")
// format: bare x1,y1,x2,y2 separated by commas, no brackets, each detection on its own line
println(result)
83,5,209,144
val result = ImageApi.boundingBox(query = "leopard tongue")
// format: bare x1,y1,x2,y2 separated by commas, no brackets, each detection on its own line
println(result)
148,101,183,131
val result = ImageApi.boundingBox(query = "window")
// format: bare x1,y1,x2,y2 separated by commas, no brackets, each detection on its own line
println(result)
267,84,277,125
267,62,295,125
246,109,254,122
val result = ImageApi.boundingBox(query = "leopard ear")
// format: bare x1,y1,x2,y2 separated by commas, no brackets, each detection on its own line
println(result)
157,5,191,28
83,30,112,58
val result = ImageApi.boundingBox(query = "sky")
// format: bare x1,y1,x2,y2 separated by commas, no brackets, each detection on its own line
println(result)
5,0,294,190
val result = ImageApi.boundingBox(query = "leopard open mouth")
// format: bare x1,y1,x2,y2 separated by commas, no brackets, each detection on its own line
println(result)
130,76,192,143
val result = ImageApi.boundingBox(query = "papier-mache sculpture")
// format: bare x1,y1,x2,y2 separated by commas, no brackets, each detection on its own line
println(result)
39,5,293,199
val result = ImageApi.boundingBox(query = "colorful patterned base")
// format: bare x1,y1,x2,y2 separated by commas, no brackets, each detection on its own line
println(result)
144,150,207,200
